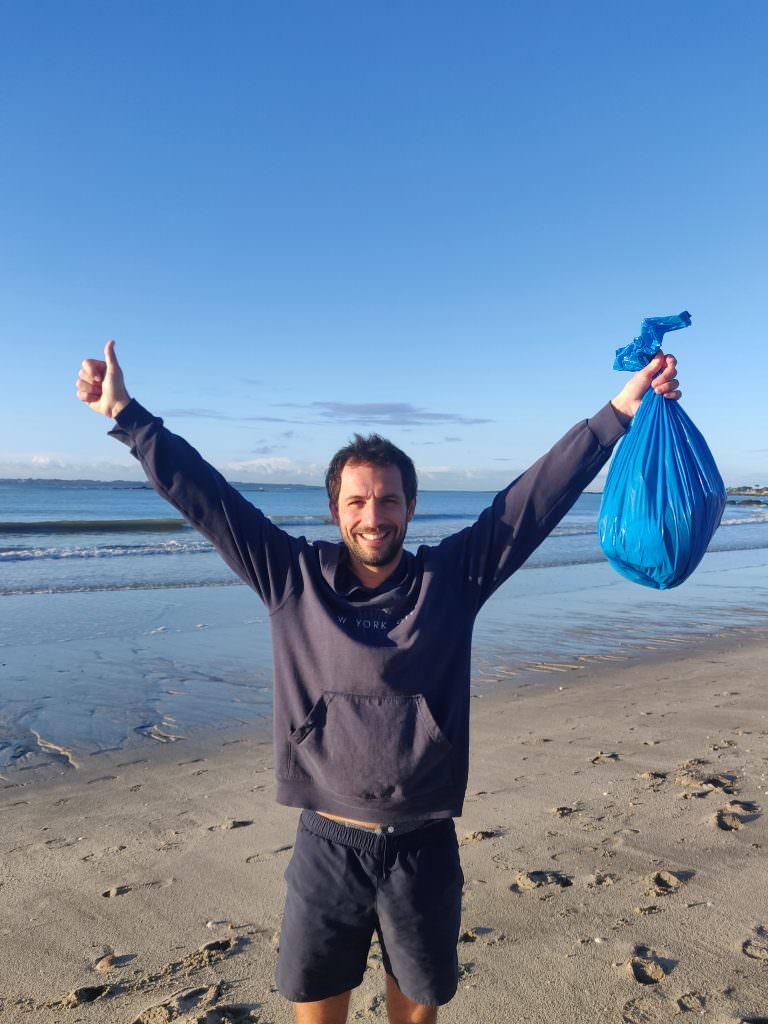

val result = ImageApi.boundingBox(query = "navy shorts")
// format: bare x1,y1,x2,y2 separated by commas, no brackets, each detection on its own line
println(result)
275,811,463,1006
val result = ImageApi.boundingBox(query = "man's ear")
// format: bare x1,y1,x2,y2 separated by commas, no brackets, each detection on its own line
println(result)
329,501,340,526
406,499,416,522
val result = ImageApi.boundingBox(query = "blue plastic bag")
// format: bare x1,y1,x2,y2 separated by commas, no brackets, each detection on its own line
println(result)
597,314,726,590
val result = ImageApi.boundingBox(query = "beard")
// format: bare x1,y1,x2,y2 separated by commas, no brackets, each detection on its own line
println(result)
342,525,407,568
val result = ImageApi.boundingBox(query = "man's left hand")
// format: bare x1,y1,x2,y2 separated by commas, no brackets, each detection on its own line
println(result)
611,351,681,419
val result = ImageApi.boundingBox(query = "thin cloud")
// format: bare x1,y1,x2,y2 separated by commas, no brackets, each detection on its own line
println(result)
220,457,324,483
160,407,232,420
412,436,463,446
161,408,298,424
250,444,283,455
304,402,491,426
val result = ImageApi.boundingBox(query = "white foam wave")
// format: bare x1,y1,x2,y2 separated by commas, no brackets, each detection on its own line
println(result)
0,540,213,561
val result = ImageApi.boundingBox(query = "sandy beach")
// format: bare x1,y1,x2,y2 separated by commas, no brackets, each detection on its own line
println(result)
2,629,767,1024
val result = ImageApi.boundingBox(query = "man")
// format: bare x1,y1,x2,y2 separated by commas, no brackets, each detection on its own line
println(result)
76,341,681,1024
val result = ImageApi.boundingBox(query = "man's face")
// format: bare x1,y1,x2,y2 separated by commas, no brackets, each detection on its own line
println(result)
330,461,415,575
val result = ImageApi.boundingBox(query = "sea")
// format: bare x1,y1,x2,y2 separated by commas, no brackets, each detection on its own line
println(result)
2,479,767,774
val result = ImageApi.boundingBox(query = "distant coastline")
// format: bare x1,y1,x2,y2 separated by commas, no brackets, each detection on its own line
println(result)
0,477,322,492
726,485,768,506
2,478,767,498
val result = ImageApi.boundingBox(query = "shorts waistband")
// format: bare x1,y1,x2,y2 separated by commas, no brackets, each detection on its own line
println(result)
299,810,448,853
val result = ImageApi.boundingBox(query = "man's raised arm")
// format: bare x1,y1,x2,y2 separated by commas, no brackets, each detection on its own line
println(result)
435,351,681,609
76,341,299,610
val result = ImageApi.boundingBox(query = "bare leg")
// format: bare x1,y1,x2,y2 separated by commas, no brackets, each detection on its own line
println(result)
385,974,438,1024
293,991,352,1024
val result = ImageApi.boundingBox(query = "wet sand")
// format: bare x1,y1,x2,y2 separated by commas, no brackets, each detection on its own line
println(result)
1,631,767,1023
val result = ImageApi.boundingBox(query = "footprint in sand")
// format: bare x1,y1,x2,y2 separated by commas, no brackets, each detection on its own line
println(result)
676,992,708,1012
742,928,768,962
552,805,580,818
460,829,501,844
102,885,131,898
101,879,174,898
59,985,112,1007
587,872,618,888
78,937,243,1018
208,819,254,832
713,800,761,832
591,751,620,765
510,870,573,894
458,927,494,944
628,945,675,984
129,981,260,1024
674,759,737,795
622,992,669,1023
646,869,694,897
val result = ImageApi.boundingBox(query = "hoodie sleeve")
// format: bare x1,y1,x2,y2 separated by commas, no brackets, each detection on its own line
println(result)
109,400,299,611
435,403,627,610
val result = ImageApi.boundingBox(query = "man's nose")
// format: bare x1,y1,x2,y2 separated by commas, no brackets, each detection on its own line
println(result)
362,500,385,526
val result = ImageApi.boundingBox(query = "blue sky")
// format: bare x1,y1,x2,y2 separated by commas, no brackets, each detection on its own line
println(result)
2,1,766,488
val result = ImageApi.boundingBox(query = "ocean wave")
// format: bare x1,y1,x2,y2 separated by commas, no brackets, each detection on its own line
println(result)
719,513,768,526
0,517,188,534
0,540,212,561
0,579,243,597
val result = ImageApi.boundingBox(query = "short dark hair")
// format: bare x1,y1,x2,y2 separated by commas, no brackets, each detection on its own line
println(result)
325,434,418,506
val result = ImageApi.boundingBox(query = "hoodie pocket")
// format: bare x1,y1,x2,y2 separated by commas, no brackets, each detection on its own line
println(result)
287,691,453,804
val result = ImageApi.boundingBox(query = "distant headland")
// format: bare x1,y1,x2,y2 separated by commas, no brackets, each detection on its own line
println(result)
726,486,768,506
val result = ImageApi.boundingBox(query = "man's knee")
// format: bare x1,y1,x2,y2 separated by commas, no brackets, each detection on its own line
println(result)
293,990,352,1024
385,974,439,1024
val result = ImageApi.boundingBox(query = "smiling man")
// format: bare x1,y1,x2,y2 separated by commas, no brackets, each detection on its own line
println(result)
77,340,680,1024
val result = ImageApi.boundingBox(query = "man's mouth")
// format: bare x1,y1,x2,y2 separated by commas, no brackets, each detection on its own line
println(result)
357,530,389,542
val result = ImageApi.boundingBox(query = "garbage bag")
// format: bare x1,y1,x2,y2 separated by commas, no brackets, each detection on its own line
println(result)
597,315,726,590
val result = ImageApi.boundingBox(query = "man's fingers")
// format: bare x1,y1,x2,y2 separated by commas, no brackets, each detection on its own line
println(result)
80,358,107,384
77,381,101,397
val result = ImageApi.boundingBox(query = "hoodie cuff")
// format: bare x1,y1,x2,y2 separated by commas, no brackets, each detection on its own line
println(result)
587,402,630,448
108,399,160,444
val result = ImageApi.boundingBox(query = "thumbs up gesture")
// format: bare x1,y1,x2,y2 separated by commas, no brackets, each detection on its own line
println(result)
76,340,131,419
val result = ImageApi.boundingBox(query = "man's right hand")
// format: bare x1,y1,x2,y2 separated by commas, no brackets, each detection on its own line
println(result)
76,340,131,419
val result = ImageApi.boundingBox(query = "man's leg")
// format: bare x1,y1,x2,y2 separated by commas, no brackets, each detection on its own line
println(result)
385,974,437,1024
276,814,378,1013
376,821,463,1012
293,991,352,1024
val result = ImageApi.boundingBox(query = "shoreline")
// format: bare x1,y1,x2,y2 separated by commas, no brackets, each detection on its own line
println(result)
3,540,768,783
3,620,768,793
2,632,767,1022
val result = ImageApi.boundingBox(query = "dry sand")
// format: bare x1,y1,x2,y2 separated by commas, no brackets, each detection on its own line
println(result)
1,631,767,1023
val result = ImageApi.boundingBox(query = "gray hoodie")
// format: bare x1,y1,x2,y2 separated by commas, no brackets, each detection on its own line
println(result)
110,400,626,822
